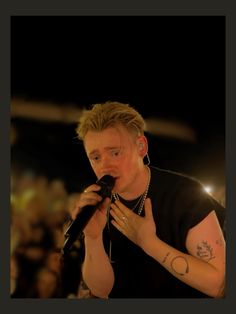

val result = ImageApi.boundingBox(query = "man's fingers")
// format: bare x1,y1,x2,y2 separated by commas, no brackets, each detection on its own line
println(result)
83,184,101,193
99,197,111,213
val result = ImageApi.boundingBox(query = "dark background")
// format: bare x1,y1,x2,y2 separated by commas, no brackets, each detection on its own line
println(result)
11,16,225,192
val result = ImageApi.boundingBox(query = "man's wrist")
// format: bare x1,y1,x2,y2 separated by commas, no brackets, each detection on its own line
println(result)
142,235,160,257
84,233,103,244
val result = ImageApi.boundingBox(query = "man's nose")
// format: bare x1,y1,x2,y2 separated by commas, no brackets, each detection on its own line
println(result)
99,155,114,174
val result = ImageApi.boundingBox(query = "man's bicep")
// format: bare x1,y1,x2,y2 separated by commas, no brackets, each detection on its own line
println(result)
186,210,226,271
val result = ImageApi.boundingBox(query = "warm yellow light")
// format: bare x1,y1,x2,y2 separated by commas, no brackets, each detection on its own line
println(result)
204,186,213,194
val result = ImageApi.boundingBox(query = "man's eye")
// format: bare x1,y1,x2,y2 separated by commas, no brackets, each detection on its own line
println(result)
91,155,100,161
111,149,121,157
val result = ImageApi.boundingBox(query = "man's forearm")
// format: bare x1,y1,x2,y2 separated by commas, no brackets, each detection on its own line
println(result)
143,237,225,298
82,235,115,298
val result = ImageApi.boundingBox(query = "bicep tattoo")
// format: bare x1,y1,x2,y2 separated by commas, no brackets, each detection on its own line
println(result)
196,240,215,261
216,239,224,246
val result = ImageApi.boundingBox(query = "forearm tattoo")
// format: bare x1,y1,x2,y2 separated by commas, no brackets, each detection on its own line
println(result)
170,256,189,276
196,240,215,261
162,252,170,264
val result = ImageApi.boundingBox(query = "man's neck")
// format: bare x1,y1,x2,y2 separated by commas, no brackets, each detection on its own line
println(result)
118,165,150,201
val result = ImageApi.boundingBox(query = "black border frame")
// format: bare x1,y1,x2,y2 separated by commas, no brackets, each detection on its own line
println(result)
1,1,235,313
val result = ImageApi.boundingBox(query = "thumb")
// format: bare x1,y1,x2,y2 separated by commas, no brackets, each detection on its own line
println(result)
99,197,111,213
144,198,153,219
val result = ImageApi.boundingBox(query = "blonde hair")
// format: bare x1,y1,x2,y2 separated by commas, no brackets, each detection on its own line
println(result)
76,101,146,141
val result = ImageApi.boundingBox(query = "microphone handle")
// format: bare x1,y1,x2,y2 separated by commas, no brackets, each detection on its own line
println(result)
61,174,115,256
62,202,101,255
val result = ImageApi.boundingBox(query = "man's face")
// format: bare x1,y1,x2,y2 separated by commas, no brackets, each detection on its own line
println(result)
84,125,142,194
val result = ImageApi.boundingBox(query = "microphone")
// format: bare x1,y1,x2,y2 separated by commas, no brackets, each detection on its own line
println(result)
62,175,115,256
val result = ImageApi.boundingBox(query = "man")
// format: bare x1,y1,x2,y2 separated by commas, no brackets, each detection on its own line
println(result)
71,101,225,298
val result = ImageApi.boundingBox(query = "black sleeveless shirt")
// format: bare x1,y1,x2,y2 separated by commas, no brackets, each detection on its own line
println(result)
103,166,225,298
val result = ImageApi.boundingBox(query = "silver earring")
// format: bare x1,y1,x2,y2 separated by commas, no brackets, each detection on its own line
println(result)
145,153,150,166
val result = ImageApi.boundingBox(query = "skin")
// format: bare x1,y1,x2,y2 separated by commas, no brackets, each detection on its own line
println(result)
72,124,225,298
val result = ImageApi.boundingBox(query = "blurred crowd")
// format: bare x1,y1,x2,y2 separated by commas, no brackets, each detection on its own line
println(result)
10,167,92,298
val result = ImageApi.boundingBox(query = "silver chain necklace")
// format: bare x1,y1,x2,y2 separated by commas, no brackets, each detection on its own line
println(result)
112,165,151,216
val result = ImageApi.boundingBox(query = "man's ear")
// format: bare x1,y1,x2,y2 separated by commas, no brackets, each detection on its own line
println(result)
139,143,144,150
137,136,148,157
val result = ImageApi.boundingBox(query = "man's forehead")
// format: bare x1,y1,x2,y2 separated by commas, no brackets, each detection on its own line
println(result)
84,126,135,152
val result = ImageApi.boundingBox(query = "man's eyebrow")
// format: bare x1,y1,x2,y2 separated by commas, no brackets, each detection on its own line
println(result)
88,146,122,156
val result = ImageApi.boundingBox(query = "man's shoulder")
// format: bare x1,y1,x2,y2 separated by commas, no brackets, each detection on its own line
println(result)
150,165,200,187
